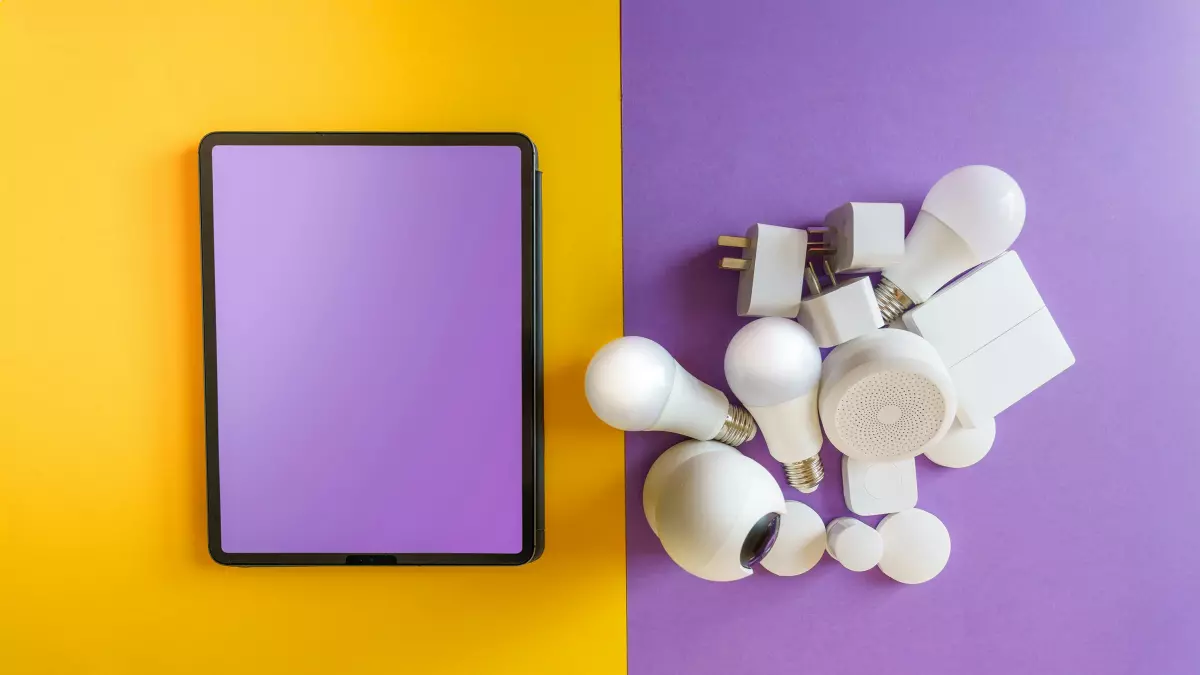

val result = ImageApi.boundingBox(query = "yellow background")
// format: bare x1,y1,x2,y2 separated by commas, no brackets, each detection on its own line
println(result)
0,2,625,673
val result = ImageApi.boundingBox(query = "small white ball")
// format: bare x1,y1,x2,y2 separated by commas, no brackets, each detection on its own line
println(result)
760,500,826,576
923,417,997,469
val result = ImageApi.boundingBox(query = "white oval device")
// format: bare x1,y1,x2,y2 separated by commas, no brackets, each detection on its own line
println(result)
646,440,786,582
818,329,957,462
760,500,826,577
825,517,883,572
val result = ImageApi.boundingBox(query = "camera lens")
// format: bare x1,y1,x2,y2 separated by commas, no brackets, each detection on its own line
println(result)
740,512,782,567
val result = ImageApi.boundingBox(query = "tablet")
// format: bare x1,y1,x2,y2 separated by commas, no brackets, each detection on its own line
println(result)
199,132,542,566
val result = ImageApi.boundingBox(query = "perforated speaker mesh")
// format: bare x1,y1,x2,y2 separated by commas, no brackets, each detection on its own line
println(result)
833,370,947,459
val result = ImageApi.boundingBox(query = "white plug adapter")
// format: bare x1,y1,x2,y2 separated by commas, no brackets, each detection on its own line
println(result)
842,456,918,517
899,251,1074,426
796,260,884,348
825,202,906,273
718,224,821,318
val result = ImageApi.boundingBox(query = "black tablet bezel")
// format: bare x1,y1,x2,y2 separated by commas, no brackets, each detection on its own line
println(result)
199,132,543,566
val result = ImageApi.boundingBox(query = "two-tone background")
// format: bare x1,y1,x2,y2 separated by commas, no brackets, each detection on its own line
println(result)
3,2,1198,673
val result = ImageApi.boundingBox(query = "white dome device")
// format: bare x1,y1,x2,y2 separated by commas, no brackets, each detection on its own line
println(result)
819,329,957,462
875,165,1026,323
643,440,786,582
586,336,757,446
724,318,825,492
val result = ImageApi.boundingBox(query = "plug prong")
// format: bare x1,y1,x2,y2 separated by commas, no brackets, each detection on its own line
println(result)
823,259,837,287
719,257,749,271
718,235,749,248
805,261,822,295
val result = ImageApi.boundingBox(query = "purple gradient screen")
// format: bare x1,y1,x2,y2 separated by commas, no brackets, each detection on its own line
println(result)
211,144,525,554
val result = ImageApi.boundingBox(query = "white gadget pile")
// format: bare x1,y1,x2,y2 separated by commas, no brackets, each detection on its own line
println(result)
585,165,1075,584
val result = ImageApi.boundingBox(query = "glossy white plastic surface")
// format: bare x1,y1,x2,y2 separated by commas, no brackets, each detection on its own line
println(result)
585,336,729,440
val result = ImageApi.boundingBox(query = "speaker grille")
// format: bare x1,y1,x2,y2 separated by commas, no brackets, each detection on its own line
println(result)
834,370,947,459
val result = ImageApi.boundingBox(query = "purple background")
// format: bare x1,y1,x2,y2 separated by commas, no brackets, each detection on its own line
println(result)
622,2,1200,673
212,144,524,554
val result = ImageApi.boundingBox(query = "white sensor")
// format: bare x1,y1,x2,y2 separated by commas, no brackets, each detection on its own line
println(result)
645,440,787,582
818,329,957,462
586,336,757,446
825,517,883,572
760,500,827,577
877,508,952,584
725,318,825,493
922,416,996,469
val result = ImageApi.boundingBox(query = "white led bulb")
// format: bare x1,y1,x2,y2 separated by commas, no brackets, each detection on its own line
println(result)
725,318,825,492
876,165,1026,322
586,336,757,446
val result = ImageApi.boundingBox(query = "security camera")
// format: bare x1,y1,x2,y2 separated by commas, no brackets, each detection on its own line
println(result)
643,440,786,581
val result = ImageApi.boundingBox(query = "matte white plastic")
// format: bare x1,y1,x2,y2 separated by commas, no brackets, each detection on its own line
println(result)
843,456,918,517
650,442,786,582
586,336,730,440
797,276,885,348
825,517,883,572
825,202,906,273
642,440,727,535
877,508,952,584
725,318,823,465
951,306,1075,426
760,500,826,576
735,223,810,318
819,329,957,462
922,417,996,468
883,165,1026,303
901,251,1044,366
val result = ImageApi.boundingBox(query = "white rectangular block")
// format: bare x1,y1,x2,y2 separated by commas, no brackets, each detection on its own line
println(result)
826,202,906,273
901,251,1043,366
843,456,918,517
797,276,884,348
952,306,1076,426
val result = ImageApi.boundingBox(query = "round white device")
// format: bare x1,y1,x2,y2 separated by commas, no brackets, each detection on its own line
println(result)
825,517,883,572
645,440,786,582
818,329,957,462
923,417,996,468
877,508,951,584
760,500,826,576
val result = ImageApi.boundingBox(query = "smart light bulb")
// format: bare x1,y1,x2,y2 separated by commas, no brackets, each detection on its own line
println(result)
875,165,1026,323
586,336,757,446
724,318,825,492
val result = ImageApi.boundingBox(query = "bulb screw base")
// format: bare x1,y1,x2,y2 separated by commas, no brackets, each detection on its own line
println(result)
875,276,914,324
783,456,824,493
712,404,757,447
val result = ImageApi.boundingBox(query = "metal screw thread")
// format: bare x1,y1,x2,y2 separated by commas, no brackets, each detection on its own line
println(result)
712,404,757,447
783,456,824,493
875,276,914,324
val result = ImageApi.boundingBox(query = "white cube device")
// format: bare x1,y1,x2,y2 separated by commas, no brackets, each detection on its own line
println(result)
797,276,884,348
825,202,906,273
842,456,918,517
900,251,1074,426
719,224,810,318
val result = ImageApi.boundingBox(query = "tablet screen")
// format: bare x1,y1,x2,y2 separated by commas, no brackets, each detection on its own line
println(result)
209,142,526,555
